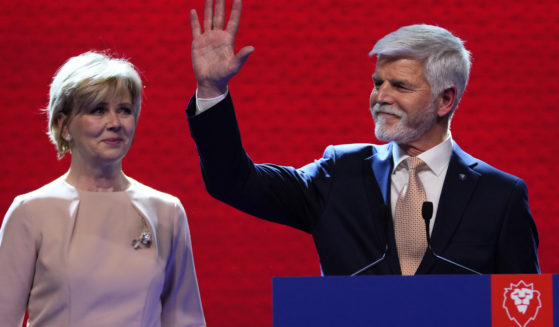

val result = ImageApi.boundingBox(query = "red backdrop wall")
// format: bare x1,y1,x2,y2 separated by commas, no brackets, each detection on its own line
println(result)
1,0,558,326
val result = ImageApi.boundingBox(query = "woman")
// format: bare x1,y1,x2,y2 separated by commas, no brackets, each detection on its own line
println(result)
0,52,206,326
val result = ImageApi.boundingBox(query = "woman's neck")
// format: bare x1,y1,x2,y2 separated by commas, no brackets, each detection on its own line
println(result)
65,160,128,192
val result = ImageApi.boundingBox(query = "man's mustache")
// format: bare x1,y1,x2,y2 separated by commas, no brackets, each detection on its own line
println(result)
371,104,404,119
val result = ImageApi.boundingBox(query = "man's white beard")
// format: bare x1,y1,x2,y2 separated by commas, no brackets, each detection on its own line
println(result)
371,102,438,145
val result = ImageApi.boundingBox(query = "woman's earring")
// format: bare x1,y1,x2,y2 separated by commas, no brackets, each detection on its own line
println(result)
64,134,71,142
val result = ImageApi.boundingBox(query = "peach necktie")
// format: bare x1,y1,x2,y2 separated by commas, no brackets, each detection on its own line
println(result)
394,157,427,275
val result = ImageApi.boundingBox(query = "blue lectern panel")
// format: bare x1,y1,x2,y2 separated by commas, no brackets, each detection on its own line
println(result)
554,275,559,326
273,275,491,327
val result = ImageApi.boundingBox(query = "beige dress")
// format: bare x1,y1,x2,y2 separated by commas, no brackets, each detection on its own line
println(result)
0,176,205,327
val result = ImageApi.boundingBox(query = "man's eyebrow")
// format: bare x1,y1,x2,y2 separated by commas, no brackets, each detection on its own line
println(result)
372,76,410,86
390,79,409,85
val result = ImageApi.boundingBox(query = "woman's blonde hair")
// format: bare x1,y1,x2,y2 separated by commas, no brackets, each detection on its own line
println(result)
45,51,143,158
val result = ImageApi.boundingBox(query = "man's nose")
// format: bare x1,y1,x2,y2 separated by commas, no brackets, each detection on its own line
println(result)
375,83,394,105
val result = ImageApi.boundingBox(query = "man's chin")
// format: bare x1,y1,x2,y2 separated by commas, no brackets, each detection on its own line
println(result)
374,133,393,142
375,126,399,142
375,128,415,144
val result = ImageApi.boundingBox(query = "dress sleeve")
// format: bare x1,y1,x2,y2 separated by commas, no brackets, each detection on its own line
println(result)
0,197,38,326
160,200,206,327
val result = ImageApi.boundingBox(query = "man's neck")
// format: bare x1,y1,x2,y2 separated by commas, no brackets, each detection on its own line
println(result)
398,129,450,156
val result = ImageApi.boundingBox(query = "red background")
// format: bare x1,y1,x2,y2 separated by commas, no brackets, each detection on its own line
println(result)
1,0,558,326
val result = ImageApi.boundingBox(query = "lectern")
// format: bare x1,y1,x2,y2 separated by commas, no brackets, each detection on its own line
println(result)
273,274,556,326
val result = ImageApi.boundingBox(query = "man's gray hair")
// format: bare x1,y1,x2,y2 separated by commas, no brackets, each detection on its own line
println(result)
370,24,471,113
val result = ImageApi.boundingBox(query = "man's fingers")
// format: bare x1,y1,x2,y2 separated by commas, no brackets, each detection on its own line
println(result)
213,0,225,30
226,0,242,35
235,46,255,68
190,9,201,38
203,0,213,32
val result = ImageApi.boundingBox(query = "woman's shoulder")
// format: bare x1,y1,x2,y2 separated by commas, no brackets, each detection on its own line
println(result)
5,176,78,226
125,177,187,230
13,176,77,205
126,177,181,207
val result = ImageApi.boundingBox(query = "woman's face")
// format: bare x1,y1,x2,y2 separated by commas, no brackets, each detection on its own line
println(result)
65,92,137,167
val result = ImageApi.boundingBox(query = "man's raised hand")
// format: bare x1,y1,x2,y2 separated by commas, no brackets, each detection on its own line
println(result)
190,0,254,98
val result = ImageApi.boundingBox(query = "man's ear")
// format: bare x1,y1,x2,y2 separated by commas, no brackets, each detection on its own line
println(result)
437,86,457,118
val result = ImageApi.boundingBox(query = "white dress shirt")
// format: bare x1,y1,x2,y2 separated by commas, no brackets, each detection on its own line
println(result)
390,137,453,235
195,88,229,114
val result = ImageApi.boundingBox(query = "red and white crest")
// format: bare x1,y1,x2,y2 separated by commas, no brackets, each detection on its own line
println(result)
502,281,542,327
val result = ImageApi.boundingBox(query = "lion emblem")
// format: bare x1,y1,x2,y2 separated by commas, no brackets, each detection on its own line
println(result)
502,281,542,327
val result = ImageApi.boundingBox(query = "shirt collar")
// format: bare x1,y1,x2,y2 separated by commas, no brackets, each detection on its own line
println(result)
392,135,453,176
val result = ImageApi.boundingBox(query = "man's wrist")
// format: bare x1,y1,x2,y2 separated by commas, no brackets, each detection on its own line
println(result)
195,87,229,114
197,83,228,99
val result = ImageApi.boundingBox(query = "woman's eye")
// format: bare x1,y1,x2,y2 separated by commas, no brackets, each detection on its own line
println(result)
118,107,133,115
90,106,105,114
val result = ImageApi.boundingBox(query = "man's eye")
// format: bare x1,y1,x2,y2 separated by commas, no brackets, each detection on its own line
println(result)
394,83,410,90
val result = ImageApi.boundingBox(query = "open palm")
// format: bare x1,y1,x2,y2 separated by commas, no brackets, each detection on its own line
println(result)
190,0,254,97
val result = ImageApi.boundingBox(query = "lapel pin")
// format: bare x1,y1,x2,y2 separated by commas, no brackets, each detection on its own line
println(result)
458,173,466,181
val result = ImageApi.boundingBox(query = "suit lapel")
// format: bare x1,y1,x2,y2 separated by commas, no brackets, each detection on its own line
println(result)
371,143,393,205
416,143,480,274
364,142,401,274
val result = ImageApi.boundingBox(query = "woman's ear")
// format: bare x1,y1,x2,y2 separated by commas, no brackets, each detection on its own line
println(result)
57,113,71,141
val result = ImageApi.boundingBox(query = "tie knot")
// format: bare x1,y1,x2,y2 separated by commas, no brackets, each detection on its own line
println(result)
405,157,425,171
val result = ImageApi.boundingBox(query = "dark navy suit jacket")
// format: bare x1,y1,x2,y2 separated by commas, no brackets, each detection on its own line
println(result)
187,94,540,275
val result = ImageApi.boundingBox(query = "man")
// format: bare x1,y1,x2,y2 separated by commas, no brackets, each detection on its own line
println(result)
186,0,539,275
